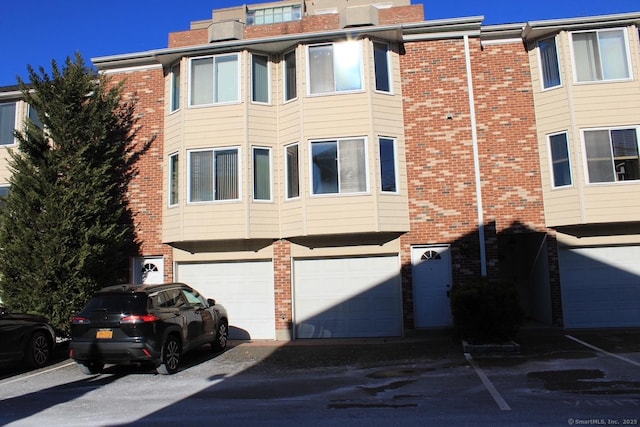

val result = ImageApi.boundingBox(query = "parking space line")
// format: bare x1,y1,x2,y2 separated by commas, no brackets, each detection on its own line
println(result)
0,361,75,387
566,335,640,368
464,353,511,411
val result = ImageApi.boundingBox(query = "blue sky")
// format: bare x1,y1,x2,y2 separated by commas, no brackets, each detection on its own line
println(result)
1,0,638,87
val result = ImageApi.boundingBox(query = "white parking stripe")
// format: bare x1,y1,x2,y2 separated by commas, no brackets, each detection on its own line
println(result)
566,335,640,368
464,352,511,411
0,361,75,387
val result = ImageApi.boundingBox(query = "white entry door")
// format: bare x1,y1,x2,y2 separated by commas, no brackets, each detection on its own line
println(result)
411,245,453,328
134,257,164,284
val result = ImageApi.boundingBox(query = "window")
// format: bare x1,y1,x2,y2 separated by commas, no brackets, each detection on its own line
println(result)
253,147,271,201
572,29,631,82
285,144,299,199
379,137,397,192
171,63,181,112
169,153,179,206
190,54,239,106
28,105,43,129
0,186,9,210
539,36,561,89
247,5,302,25
188,148,240,202
311,138,367,195
308,41,363,95
0,102,16,145
373,42,391,92
284,50,297,101
548,133,572,188
252,54,269,103
584,128,639,183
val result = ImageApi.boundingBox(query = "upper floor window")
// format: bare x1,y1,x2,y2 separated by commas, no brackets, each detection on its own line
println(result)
0,185,9,210
308,41,363,95
252,54,270,103
253,147,272,201
0,102,16,145
538,36,561,89
572,29,631,83
190,54,239,106
311,138,367,195
379,137,397,192
548,132,572,188
188,148,240,202
169,153,179,206
584,127,639,183
284,50,297,101
373,42,391,93
247,4,302,25
171,63,181,112
285,143,300,199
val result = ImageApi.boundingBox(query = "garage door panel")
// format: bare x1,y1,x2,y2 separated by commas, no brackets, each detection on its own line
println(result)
177,261,275,340
560,246,640,329
294,256,402,339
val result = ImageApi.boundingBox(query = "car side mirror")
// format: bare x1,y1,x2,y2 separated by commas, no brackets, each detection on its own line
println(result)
207,298,216,307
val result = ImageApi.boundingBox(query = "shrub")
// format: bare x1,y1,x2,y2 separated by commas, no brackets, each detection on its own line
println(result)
450,278,524,344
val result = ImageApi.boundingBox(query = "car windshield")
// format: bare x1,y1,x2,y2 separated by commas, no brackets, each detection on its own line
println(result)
85,293,148,314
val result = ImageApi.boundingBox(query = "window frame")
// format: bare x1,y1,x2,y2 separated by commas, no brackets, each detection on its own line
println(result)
538,36,562,90
547,132,573,189
283,50,297,102
252,146,273,202
251,53,270,104
581,126,640,184
188,53,240,107
570,28,633,84
170,62,181,112
169,152,179,207
306,41,364,96
187,147,242,203
247,4,302,25
309,137,369,196
0,102,17,146
285,143,300,200
373,41,392,93
379,137,399,193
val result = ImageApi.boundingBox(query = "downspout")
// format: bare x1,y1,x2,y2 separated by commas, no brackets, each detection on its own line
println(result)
464,35,487,277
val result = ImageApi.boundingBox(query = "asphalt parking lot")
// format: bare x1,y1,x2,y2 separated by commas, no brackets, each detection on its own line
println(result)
1,328,640,426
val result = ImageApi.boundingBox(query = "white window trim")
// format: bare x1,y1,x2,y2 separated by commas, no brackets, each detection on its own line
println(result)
0,101,18,147
379,136,399,194
580,125,640,185
373,41,393,94
569,27,633,85
285,142,300,200
546,131,573,189
308,136,370,197
252,146,273,202
251,53,271,105
283,49,298,103
187,53,241,107
187,147,242,204
306,41,365,97
169,63,181,113
537,36,562,91
168,152,179,207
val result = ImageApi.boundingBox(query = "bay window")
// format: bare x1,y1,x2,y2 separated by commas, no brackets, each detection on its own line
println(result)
584,128,639,183
311,138,367,195
379,137,397,192
0,102,16,145
308,41,363,95
572,29,631,82
539,36,561,89
548,132,572,188
253,147,271,201
190,54,239,106
189,148,240,202
285,144,299,199
169,153,179,206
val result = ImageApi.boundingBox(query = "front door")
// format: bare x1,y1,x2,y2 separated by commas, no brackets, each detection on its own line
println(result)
411,245,453,328
133,257,164,284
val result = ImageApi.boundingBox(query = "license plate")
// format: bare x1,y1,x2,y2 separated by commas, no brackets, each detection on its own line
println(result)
96,329,113,339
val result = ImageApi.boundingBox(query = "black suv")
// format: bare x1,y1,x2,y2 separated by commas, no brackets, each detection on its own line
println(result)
0,305,56,368
69,283,229,375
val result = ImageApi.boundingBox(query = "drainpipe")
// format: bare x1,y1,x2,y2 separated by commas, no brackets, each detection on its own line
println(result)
464,35,487,277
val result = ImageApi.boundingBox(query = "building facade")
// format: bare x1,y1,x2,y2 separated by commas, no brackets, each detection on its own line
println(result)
2,1,639,339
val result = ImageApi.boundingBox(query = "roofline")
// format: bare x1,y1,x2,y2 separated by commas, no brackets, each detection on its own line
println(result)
523,11,640,40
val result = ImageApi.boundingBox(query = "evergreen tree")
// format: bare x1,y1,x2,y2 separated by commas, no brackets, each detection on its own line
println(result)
0,53,143,333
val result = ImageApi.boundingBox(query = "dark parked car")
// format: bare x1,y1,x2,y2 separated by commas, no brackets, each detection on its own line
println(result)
69,283,228,375
0,304,56,368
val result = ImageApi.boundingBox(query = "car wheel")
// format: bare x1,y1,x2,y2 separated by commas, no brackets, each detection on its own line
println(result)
25,331,51,368
78,361,104,375
212,320,228,352
157,335,181,375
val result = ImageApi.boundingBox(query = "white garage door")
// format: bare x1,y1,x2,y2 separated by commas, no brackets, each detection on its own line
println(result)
559,246,640,329
294,256,402,338
176,261,275,340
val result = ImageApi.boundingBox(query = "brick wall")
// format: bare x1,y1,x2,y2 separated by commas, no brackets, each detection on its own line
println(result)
169,29,208,48
109,67,173,282
273,239,292,334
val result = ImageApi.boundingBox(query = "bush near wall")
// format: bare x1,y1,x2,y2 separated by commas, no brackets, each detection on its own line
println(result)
450,278,524,344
